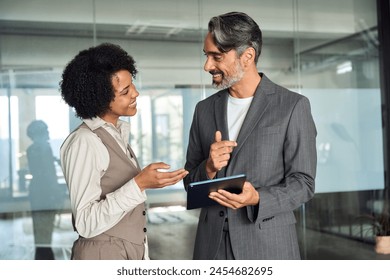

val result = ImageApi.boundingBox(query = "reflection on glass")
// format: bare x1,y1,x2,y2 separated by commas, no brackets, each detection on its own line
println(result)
26,120,66,259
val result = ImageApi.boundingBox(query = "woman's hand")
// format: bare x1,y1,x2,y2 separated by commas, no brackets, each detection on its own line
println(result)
134,162,189,191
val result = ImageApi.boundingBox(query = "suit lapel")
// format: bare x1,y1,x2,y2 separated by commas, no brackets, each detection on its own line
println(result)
214,89,230,140
213,90,230,177
230,74,275,159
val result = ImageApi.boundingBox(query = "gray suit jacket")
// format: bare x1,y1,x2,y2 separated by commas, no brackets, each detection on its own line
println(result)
184,73,317,260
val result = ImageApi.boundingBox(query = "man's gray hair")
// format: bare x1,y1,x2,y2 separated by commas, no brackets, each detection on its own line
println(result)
208,12,262,64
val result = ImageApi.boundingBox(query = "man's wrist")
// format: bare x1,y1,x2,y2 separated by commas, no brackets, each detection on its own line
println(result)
205,159,217,179
250,191,260,206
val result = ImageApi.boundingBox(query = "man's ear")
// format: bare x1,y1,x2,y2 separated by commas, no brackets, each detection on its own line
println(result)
242,47,255,67
246,48,255,61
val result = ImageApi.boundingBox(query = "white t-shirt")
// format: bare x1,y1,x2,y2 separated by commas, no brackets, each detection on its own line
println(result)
227,94,253,141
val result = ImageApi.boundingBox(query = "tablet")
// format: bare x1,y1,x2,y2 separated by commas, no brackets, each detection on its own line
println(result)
186,174,246,210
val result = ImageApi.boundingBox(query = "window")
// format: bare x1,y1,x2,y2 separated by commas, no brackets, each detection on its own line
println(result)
0,0,386,260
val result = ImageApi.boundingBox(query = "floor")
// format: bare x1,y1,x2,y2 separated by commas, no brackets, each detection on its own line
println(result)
0,206,199,260
1,207,390,260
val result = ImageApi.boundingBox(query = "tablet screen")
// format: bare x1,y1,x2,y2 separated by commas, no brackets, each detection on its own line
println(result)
186,174,246,210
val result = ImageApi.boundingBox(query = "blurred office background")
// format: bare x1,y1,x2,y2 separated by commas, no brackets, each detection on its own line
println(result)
1,0,390,260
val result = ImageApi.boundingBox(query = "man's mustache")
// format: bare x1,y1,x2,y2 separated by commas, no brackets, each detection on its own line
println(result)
209,71,223,76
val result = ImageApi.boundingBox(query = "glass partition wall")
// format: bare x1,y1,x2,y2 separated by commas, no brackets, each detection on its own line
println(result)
0,0,387,260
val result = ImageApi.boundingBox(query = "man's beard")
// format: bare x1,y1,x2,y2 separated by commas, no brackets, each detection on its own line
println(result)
212,61,245,90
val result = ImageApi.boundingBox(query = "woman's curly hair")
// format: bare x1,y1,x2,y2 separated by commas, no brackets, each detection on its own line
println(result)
60,43,137,119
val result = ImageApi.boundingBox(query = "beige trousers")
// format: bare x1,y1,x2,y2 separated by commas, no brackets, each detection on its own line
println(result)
71,234,146,260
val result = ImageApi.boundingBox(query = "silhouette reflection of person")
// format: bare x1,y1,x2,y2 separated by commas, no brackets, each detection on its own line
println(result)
26,120,61,260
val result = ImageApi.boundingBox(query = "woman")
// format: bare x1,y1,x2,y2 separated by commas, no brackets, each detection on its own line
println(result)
60,43,188,260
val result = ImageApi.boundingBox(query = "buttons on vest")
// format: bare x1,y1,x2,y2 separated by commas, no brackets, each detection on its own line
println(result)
219,211,225,217
143,227,147,233
143,211,146,216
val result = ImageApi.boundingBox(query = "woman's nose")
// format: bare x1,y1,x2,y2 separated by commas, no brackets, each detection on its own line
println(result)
133,87,140,98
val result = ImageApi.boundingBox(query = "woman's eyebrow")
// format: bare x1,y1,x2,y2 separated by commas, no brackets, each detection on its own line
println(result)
119,85,130,93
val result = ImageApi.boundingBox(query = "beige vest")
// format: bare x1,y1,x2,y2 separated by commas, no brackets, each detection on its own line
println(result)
80,124,146,245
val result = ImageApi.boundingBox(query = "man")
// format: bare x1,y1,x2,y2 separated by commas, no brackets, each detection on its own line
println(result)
184,12,317,260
